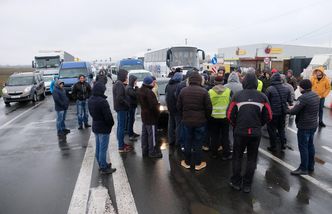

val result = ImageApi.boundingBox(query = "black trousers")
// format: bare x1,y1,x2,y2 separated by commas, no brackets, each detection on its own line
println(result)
231,135,260,186
267,114,286,148
141,124,160,155
210,118,231,156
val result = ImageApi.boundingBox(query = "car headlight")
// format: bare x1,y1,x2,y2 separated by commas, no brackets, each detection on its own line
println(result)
24,86,32,93
159,105,168,111
2,87,8,94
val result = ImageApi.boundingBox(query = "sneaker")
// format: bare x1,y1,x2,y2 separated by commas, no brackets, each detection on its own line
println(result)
149,152,163,158
99,163,112,171
218,146,223,151
195,162,207,171
242,185,251,193
202,146,209,151
118,147,132,153
319,122,326,127
84,123,91,128
132,132,140,138
181,160,190,169
129,136,137,141
78,126,83,130
290,168,308,175
100,167,116,175
229,182,241,191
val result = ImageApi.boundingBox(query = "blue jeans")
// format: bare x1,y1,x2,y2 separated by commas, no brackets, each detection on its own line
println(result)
76,100,88,126
168,113,179,145
176,118,186,148
184,124,206,165
56,110,67,134
127,107,136,136
95,133,110,169
319,98,325,123
117,111,127,149
297,128,316,171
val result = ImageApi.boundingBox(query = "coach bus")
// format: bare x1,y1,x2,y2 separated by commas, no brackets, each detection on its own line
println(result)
144,46,205,77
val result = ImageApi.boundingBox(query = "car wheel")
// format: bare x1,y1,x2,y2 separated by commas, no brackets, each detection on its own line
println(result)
32,93,38,102
40,90,46,100
4,102,10,107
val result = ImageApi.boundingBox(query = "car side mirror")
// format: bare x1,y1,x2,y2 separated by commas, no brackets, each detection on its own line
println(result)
32,60,35,68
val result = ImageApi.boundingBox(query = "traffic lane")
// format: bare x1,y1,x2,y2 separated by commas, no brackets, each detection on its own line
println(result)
120,120,332,214
0,96,90,214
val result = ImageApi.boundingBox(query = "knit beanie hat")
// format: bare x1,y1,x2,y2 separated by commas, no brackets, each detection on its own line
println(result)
143,76,154,85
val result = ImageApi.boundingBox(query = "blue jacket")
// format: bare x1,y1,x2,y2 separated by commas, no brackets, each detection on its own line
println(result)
52,83,69,111
50,80,56,94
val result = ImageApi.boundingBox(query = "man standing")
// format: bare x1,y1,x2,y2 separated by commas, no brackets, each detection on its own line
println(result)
208,76,232,160
166,72,183,145
310,67,331,127
52,80,70,137
286,69,298,91
265,72,293,152
287,79,320,175
113,69,132,153
177,72,212,171
227,71,272,193
137,76,162,158
126,75,140,141
224,71,243,96
72,75,92,130
88,82,116,174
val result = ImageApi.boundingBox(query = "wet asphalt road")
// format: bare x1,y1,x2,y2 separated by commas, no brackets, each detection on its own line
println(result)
1,81,332,214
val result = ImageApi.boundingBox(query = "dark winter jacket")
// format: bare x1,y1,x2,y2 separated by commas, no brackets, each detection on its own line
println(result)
175,70,195,98
287,76,298,91
88,82,114,134
126,75,138,108
52,81,69,112
137,84,160,125
96,70,108,85
166,72,182,114
113,69,129,112
287,91,320,130
227,73,272,137
259,75,271,93
265,73,293,116
177,73,212,127
72,81,91,101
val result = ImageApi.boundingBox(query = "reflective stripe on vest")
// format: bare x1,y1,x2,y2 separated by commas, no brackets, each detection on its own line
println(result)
257,79,263,92
209,87,231,119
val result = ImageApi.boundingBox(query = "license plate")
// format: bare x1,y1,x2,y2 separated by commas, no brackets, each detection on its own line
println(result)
11,95,20,99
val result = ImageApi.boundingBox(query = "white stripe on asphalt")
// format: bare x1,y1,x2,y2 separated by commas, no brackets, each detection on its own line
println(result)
0,102,42,130
287,127,297,134
67,135,96,214
109,131,138,214
259,148,332,195
322,146,332,153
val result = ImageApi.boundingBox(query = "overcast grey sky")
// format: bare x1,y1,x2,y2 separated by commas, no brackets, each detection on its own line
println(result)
1,0,332,65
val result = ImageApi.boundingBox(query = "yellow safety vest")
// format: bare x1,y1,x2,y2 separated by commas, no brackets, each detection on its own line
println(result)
209,87,231,119
257,79,263,92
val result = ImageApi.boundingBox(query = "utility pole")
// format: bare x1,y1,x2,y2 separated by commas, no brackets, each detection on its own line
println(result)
185,38,188,45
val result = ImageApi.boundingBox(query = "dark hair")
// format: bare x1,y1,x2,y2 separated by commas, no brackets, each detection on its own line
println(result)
79,74,86,79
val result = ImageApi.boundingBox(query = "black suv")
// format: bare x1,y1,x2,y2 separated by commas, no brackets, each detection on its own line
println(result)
2,72,46,106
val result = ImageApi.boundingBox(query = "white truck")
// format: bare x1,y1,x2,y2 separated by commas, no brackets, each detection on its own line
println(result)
32,50,75,92
301,54,332,108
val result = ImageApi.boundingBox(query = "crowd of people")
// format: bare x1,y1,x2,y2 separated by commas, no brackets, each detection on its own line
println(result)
51,65,331,192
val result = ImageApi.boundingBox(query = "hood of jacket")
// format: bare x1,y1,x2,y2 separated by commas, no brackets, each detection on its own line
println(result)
117,69,128,82
188,72,202,86
92,82,107,98
242,72,258,89
129,75,137,87
171,72,183,82
270,72,282,85
227,72,240,83
212,84,227,94
312,66,326,76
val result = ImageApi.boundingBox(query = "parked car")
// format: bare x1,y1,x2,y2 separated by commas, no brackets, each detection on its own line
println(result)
156,77,170,128
128,70,152,88
43,75,55,93
2,72,46,106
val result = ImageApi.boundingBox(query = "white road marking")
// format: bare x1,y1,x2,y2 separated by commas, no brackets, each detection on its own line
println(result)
67,135,96,214
0,102,42,130
259,148,332,195
322,146,332,153
287,127,297,134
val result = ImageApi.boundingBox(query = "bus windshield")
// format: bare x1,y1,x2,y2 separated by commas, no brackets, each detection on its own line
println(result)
35,56,61,68
59,68,87,79
120,64,144,71
171,48,198,68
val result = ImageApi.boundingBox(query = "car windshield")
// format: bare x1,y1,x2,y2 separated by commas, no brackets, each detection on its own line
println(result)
59,68,88,78
121,64,144,71
43,76,54,82
129,72,151,81
7,76,34,86
157,80,169,95
35,57,60,68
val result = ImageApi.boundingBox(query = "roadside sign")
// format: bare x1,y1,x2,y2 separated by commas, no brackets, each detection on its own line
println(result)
264,57,270,65
211,57,218,65
211,66,217,73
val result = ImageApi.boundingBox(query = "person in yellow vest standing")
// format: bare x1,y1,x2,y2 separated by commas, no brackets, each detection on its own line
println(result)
208,76,233,160
257,79,263,92
310,67,331,127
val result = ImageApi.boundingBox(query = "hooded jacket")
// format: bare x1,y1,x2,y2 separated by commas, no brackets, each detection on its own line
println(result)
224,72,243,96
137,84,160,125
126,75,138,108
166,72,183,114
113,69,129,112
177,73,212,127
265,73,293,116
52,81,69,111
227,73,272,137
310,67,331,98
88,82,114,134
